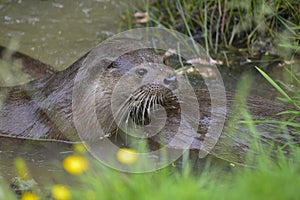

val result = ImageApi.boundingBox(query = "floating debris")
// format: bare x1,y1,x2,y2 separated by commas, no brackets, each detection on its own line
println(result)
134,12,149,24
186,57,223,65
117,148,138,165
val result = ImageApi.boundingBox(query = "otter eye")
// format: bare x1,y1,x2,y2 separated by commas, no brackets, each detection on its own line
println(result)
136,68,148,76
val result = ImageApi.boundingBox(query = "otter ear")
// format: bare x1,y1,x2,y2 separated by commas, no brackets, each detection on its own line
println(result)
163,53,188,69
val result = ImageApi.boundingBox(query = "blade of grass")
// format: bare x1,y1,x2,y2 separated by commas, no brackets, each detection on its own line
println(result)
239,119,300,128
255,66,292,101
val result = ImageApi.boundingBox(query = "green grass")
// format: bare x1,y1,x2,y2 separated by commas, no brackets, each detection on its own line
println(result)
0,178,17,200
67,153,299,200
2,141,300,200
129,0,300,59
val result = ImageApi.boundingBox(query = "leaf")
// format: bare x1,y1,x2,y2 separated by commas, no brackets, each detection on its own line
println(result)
255,66,292,101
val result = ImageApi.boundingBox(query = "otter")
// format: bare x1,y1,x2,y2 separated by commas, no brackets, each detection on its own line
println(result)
0,39,298,165
0,39,181,141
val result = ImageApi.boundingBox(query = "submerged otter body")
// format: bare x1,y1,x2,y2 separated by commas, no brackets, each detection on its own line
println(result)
0,39,298,165
0,39,181,141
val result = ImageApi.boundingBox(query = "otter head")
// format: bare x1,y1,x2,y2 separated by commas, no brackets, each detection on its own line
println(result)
74,40,196,144
102,49,183,138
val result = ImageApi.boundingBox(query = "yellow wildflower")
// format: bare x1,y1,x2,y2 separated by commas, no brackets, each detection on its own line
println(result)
117,148,138,165
73,143,87,154
21,192,39,200
52,184,71,200
14,157,30,180
63,154,89,175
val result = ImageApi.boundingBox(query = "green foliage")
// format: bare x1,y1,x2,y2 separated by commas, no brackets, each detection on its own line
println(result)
256,67,300,133
132,0,300,56
0,178,18,200
255,66,292,101
64,147,300,200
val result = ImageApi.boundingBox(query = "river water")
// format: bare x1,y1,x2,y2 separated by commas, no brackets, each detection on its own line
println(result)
0,0,143,185
0,0,142,69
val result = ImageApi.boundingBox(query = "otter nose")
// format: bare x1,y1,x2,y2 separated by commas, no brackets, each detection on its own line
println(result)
163,75,178,89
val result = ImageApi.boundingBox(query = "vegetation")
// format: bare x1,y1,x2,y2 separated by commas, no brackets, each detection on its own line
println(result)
2,114,299,200
133,0,300,57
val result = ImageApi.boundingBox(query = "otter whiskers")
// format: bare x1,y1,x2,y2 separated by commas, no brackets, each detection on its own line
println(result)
107,85,176,143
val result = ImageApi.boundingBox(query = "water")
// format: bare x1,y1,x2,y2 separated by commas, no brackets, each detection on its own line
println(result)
0,0,139,185
0,0,131,70
0,138,73,184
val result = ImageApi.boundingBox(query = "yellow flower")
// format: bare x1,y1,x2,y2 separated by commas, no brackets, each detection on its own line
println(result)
21,192,39,200
63,154,89,175
116,148,138,165
73,143,87,154
52,185,71,200
14,157,30,180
